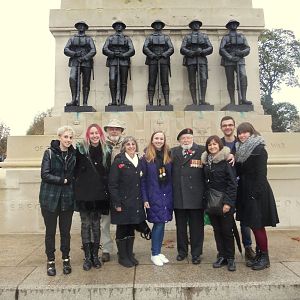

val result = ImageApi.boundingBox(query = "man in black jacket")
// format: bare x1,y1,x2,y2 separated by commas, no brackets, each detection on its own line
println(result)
220,116,255,262
171,128,206,264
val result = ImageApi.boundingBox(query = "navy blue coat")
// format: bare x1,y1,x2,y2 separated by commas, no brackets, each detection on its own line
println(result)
140,157,173,223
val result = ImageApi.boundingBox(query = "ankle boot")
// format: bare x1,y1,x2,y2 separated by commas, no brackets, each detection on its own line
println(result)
47,260,56,276
251,251,270,271
116,238,134,268
245,246,256,262
91,243,102,269
82,87,89,106
246,249,261,267
127,236,139,266
82,243,92,271
62,257,72,275
227,258,236,272
66,80,79,106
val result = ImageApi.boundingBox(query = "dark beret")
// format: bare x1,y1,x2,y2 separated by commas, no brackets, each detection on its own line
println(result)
177,128,193,141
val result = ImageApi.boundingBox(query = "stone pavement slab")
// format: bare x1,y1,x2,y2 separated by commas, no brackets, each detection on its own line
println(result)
0,228,300,299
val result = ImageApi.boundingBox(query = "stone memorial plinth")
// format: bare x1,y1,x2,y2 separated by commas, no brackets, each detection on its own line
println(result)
0,0,300,233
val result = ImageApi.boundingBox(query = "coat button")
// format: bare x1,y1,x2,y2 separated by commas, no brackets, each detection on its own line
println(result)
136,184,139,187
136,197,139,199
163,194,166,196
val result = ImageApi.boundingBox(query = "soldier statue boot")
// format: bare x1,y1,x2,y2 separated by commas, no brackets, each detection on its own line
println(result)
108,85,117,106
240,84,252,105
228,88,236,105
162,87,170,106
148,89,155,106
190,87,198,105
82,87,90,106
120,86,127,106
199,81,210,105
66,80,79,106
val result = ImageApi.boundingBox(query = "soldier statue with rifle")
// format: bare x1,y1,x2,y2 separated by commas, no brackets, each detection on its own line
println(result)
64,21,96,107
143,20,174,106
102,21,135,106
180,20,213,105
219,20,252,106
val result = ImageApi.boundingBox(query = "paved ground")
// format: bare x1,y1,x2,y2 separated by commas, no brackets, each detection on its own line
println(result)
0,228,300,299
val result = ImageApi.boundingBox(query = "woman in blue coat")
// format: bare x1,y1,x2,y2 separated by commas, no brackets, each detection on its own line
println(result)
141,131,173,266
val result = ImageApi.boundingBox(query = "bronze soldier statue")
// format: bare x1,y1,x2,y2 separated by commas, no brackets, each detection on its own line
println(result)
143,20,174,106
180,20,213,105
219,20,252,105
64,21,96,106
102,21,135,106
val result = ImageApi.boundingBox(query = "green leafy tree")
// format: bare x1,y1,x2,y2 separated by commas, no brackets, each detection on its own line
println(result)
26,109,52,135
258,29,300,131
259,29,300,100
270,102,299,132
0,122,10,160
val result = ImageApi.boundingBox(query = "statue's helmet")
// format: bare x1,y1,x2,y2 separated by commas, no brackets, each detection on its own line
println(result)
112,21,126,29
188,19,202,29
225,19,240,29
75,21,89,30
151,20,165,29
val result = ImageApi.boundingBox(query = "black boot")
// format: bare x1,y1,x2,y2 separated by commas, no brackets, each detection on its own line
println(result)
62,257,72,275
251,251,270,271
246,249,261,267
245,246,256,262
127,236,139,266
82,243,92,271
227,258,236,272
91,243,102,269
47,260,56,276
213,257,227,268
116,238,134,268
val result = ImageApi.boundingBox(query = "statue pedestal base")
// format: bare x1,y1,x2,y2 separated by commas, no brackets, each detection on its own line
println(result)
221,103,254,112
146,104,174,111
105,105,133,112
64,105,96,112
184,104,214,111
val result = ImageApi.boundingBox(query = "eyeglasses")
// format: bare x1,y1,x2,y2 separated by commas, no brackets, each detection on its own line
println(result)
221,124,234,128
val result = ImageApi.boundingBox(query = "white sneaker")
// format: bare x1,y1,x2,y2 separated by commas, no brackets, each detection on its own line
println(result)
159,253,169,263
151,255,164,266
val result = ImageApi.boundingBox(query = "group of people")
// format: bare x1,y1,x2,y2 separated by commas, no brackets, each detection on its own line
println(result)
39,116,279,276
65,18,251,107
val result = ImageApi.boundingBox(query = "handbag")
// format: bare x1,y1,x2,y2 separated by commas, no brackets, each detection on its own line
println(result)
206,187,224,215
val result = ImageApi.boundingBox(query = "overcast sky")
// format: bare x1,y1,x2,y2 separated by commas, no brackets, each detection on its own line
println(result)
0,0,299,135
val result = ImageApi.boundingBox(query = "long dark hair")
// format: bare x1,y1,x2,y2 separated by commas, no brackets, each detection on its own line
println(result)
236,122,260,141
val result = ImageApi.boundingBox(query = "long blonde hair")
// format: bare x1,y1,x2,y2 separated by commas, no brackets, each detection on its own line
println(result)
145,131,171,164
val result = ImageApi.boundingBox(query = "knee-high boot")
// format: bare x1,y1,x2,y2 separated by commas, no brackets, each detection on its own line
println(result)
116,238,134,268
127,236,139,266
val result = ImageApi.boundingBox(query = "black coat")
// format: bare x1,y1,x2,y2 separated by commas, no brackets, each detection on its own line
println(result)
236,144,279,228
171,143,206,209
201,147,237,211
108,153,146,225
74,145,110,212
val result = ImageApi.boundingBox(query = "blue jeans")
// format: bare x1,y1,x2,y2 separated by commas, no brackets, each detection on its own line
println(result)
240,222,252,247
151,223,165,256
